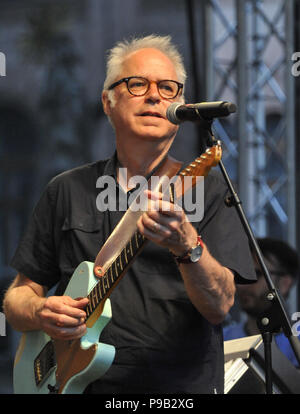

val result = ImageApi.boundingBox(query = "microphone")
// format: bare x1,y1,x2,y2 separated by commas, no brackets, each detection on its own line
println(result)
166,101,237,124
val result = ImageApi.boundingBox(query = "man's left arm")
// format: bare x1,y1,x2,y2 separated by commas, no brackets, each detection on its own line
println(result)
137,191,236,325
176,238,236,325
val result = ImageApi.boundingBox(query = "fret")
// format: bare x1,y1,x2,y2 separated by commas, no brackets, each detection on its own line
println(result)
169,184,174,203
91,299,97,312
111,260,119,282
87,300,93,317
95,289,100,305
95,287,100,305
98,278,106,299
94,286,100,304
101,277,106,296
139,232,145,247
118,255,123,272
122,247,129,267
102,275,109,291
92,284,100,306
123,245,128,264
85,298,92,319
90,290,96,309
134,231,144,250
135,231,139,249
123,238,136,264
109,266,114,284
129,238,134,257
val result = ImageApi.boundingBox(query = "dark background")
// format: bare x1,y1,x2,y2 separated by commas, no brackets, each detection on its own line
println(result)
0,0,299,393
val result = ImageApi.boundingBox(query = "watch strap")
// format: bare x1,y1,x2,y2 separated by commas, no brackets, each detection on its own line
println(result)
173,235,204,264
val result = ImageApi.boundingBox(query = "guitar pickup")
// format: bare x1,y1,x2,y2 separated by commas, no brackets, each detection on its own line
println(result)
34,340,56,387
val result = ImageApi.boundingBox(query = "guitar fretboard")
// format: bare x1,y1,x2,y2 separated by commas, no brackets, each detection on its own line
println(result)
85,231,146,320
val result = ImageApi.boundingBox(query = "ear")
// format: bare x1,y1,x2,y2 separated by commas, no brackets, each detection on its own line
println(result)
278,275,294,298
102,90,112,116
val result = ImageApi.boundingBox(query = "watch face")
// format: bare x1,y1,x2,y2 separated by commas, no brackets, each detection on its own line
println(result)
190,245,203,262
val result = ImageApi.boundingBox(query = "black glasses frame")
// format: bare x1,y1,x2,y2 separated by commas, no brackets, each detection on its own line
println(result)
108,76,183,99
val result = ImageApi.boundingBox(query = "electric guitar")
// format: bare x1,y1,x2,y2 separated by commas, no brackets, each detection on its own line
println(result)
13,143,222,394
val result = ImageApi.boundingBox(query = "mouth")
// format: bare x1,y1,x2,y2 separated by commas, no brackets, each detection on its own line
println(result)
139,111,164,119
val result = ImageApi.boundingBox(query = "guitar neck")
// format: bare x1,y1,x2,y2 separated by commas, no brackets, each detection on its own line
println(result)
85,230,146,321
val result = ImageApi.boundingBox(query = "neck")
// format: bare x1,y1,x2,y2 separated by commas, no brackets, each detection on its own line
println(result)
116,138,174,189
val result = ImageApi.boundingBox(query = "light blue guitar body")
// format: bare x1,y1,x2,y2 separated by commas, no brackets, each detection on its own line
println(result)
13,261,115,394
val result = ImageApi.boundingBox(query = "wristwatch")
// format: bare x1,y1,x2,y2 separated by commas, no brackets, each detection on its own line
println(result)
173,235,204,264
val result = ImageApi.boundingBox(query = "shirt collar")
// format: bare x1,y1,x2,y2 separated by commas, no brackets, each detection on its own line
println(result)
103,151,119,178
103,149,170,190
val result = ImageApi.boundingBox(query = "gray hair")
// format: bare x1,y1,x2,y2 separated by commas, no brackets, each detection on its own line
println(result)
103,34,187,107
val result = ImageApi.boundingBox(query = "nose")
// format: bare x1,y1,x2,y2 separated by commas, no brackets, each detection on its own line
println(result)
145,81,161,103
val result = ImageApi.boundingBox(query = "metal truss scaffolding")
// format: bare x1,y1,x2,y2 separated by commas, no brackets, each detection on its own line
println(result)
201,0,295,247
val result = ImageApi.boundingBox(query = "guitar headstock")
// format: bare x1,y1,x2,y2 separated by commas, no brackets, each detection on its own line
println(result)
173,143,222,200
180,143,222,179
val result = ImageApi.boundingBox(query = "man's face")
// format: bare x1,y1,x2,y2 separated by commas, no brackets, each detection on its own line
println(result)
102,48,181,143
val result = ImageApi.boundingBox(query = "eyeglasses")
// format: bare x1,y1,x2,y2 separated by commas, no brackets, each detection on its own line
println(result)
108,76,183,99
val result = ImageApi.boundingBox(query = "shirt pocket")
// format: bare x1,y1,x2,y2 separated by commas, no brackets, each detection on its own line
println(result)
59,213,105,274
61,214,103,233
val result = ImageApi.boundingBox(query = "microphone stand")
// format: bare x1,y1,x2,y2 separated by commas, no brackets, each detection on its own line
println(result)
201,119,300,394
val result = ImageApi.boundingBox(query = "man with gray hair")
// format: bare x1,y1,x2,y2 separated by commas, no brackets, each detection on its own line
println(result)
4,34,256,394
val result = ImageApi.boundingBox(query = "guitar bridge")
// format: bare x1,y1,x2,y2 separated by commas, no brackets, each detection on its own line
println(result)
34,340,56,387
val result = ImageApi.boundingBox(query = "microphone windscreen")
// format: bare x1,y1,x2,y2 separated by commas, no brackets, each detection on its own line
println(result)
166,103,183,125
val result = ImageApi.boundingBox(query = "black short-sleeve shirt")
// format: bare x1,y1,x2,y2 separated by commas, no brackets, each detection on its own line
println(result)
10,153,256,394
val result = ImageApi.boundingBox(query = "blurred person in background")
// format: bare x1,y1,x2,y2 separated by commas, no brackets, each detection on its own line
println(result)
224,237,299,367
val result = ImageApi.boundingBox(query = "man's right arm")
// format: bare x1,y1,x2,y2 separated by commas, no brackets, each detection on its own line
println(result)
3,273,88,340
